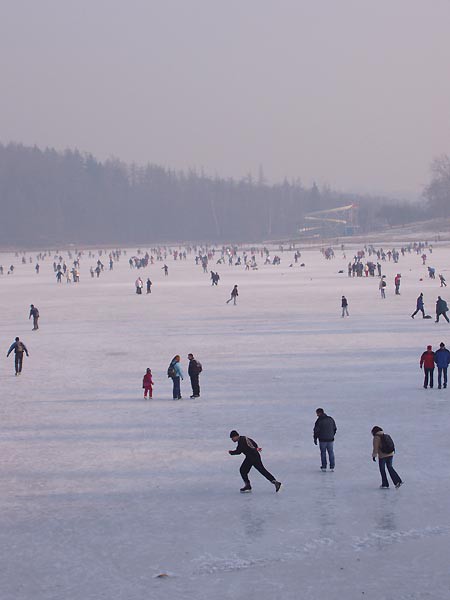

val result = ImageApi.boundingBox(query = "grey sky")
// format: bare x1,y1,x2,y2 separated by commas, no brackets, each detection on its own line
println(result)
1,0,449,196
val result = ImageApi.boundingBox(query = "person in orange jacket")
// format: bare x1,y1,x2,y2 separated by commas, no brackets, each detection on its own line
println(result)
420,345,435,389
142,368,154,399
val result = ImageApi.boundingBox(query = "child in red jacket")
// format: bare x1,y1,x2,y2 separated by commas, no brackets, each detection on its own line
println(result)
143,368,154,398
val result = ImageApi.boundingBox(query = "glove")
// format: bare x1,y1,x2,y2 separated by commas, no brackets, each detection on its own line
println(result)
372,457,376,462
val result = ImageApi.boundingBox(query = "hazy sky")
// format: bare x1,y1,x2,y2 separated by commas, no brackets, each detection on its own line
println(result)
1,0,449,197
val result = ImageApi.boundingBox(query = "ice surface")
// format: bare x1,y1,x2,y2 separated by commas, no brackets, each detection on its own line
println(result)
1,245,450,600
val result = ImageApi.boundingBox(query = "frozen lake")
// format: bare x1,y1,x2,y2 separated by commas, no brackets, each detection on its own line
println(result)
1,243,449,600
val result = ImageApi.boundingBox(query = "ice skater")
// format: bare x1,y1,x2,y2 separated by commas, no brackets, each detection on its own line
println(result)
434,342,450,389
168,355,184,399
313,408,337,471
142,368,154,399
6,337,29,376
436,296,450,323
226,284,239,305
341,295,349,317
439,274,447,287
228,430,281,493
411,293,425,319
29,304,39,330
146,278,152,294
420,345,435,389
379,276,386,299
371,426,402,489
187,353,202,398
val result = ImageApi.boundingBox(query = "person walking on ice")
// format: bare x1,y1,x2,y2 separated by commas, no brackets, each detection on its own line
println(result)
142,368,154,399
313,408,337,471
439,274,447,288
228,430,281,493
436,296,450,323
226,284,239,305
29,304,39,330
6,337,29,376
411,293,425,319
434,342,450,389
420,345,435,389
371,426,403,489
341,296,349,317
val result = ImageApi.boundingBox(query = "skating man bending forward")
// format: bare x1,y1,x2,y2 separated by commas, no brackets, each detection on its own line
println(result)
228,430,281,493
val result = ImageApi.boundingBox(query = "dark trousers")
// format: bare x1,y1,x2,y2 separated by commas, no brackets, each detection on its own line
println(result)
15,353,24,374
240,455,275,486
172,376,181,399
190,374,200,396
436,312,450,323
412,307,425,318
33,317,39,329
438,367,448,388
424,368,434,388
379,456,402,487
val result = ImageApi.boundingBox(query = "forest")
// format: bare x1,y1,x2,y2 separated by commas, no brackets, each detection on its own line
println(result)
0,142,436,247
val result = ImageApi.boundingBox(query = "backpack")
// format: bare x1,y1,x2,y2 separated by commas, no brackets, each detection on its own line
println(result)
381,280,386,287
16,341,24,353
379,433,395,454
167,363,177,378
195,360,203,374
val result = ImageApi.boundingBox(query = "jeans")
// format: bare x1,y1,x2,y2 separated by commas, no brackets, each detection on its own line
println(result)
438,367,448,388
436,312,450,323
172,376,181,399
378,456,402,487
240,455,275,485
341,307,349,317
190,374,200,396
319,441,335,469
412,307,425,318
424,367,434,388
15,352,24,374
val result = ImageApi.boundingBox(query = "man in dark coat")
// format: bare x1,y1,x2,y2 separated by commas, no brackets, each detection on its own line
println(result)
187,353,202,398
411,293,425,319
29,304,39,330
435,342,450,389
313,408,337,471
228,430,281,493
436,296,450,323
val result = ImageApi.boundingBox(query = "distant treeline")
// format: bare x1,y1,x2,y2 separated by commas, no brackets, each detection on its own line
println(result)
0,142,431,247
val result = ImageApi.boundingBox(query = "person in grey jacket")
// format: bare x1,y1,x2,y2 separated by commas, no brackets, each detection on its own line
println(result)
313,408,337,471
6,337,29,375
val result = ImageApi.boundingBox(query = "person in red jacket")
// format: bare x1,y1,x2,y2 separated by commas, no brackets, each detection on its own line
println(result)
142,368,154,399
420,345,435,389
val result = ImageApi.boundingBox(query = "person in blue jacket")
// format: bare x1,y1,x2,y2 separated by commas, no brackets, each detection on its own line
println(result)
168,355,184,399
435,342,450,389
411,293,425,319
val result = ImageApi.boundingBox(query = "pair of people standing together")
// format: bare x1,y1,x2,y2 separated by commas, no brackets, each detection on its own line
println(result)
168,354,202,399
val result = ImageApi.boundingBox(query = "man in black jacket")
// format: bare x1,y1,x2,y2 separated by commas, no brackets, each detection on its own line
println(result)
229,430,281,493
313,408,337,472
188,353,202,398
